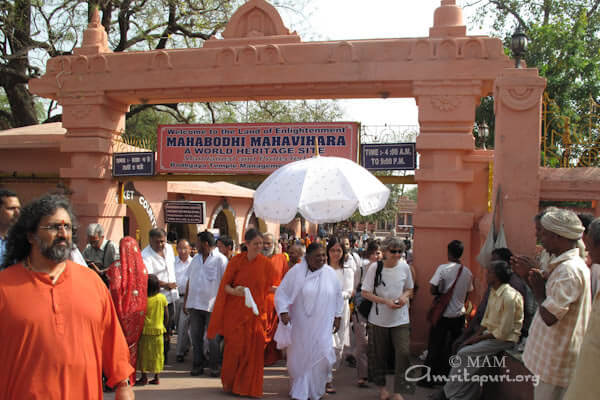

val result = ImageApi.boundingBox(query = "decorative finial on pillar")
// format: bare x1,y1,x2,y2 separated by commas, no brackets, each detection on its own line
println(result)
429,0,467,38
74,8,111,55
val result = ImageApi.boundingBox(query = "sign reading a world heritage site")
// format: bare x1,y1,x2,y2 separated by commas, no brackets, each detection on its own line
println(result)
156,122,359,174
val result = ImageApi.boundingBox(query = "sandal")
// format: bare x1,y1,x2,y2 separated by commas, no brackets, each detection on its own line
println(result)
325,382,336,394
149,377,160,385
134,377,147,386
357,378,369,388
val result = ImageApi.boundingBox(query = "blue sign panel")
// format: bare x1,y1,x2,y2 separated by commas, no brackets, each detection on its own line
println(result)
361,143,416,170
113,152,155,176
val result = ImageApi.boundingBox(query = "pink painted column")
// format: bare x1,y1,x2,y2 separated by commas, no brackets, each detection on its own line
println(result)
493,69,546,257
57,10,128,247
60,95,129,248
412,81,482,350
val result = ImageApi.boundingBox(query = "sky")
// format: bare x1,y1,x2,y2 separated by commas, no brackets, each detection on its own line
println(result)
278,0,491,127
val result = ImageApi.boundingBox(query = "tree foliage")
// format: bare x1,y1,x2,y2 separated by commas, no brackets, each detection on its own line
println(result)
0,0,312,128
467,0,600,162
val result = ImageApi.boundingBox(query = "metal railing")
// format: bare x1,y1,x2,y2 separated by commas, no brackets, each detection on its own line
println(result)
360,124,419,144
542,94,600,167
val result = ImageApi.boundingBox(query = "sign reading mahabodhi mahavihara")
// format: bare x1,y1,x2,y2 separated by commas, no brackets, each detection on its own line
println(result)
157,122,359,174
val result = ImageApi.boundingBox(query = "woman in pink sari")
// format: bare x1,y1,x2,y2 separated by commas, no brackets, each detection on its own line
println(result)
107,236,148,385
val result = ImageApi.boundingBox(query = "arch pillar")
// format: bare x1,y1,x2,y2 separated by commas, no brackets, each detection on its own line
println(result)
411,80,483,349
210,201,239,246
59,94,129,247
493,69,546,256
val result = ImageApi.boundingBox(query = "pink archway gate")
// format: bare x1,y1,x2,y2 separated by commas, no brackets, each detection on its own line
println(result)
29,0,546,350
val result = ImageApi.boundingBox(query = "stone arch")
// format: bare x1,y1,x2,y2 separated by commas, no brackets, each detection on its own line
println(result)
72,56,89,74
438,39,458,60
244,207,267,236
261,45,284,64
150,51,173,70
222,0,291,39
239,46,259,65
90,55,110,73
329,41,358,63
412,40,432,61
29,0,538,356
210,201,239,245
216,48,237,67
462,39,485,59
122,181,158,249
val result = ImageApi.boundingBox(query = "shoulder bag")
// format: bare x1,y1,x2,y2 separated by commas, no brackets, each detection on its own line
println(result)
356,260,384,319
426,264,464,326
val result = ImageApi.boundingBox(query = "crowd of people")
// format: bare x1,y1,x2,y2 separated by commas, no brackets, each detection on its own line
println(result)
1,188,599,400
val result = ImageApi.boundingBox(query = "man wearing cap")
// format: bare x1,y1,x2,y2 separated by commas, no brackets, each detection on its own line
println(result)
512,208,591,400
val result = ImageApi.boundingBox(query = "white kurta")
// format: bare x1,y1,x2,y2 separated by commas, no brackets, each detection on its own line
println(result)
142,245,179,303
275,260,343,400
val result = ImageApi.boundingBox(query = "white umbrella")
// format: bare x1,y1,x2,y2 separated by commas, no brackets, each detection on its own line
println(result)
253,156,390,224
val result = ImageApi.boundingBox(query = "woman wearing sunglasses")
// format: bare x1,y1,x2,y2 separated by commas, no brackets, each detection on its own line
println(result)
361,237,414,400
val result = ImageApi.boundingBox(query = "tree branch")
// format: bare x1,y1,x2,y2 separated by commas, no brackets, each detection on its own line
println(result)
489,0,528,29
126,103,154,119
589,0,600,17
155,0,177,50
172,24,212,40
0,65,30,85
205,102,216,123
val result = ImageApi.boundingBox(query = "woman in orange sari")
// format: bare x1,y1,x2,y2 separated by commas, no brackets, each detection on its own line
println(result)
106,236,148,385
207,229,275,398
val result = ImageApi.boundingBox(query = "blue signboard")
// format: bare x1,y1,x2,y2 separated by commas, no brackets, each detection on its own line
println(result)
113,152,155,176
361,143,416,170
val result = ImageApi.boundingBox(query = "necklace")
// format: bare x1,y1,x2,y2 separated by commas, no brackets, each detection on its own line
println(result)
23,257,66,284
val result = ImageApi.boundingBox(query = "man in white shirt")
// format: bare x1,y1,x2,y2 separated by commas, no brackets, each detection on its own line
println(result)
184,231,228,377
422,240,473,382
174,238,193,362
142,228,179,360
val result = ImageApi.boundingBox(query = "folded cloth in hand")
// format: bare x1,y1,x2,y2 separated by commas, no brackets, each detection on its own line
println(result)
243,287,259,316
274,321,292,349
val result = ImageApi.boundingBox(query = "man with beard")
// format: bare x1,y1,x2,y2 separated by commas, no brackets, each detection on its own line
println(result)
263,232,290,365
0,194,134,399
0,189,20,268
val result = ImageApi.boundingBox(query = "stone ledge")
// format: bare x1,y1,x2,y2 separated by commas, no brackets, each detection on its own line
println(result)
416,169,474,183
413,211,474,229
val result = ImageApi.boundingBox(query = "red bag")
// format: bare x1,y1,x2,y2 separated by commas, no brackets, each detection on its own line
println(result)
426,264,464,326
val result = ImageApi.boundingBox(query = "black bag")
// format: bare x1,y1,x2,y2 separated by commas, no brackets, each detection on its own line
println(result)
355,261,384,319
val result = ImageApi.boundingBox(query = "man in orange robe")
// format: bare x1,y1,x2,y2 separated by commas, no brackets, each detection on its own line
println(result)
207,229,275,398
0,194,133,400
262,233,290,365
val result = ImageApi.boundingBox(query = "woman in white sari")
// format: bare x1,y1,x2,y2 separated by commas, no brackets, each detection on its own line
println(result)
275,243,344,400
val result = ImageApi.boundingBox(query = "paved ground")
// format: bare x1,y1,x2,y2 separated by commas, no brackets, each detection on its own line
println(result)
106,337,439,400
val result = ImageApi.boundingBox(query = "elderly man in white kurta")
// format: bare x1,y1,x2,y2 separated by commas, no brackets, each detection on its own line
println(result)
275,243,343,400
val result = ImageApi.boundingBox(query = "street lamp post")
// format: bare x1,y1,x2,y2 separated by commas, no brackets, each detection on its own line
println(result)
511,26,528,68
